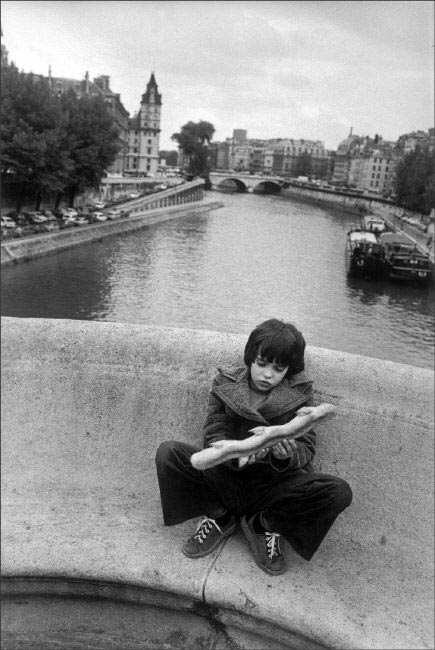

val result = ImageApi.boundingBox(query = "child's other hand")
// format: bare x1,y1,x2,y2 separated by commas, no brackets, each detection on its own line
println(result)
295,406,316,417
239,448,268,467
271,439,295,459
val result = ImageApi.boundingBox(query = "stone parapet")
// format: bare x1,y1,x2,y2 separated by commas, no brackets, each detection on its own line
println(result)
1,317,433,649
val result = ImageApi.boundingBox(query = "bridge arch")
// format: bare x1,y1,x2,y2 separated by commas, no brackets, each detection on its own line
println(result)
216,177,248,193
253,180,282,194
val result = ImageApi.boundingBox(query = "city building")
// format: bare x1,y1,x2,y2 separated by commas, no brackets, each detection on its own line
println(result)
331,129,362,185
396,128,435,154
125,73,162,176
334,131,399,196
210,130,332,179
37,68,130,176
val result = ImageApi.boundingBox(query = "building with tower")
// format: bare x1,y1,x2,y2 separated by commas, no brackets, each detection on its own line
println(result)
125,73,162,176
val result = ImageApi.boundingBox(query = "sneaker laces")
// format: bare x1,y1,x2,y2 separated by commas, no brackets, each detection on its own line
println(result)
194,517,222,544
265,531,282,560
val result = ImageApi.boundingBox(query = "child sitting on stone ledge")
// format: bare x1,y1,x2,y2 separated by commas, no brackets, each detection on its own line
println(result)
155,317,352,576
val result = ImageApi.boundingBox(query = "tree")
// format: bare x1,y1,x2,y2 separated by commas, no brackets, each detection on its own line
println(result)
1,43,121,210
0,61,71,210
171,120,215,184
159,150,178,166
395,146,434,214
295,152,312,178
58,90,121,206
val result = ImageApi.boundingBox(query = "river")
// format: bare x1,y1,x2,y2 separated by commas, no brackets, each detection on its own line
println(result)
1,191,434,370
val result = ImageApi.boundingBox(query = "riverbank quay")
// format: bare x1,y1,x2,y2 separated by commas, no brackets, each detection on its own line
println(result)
281,182,388,217
2,318,433,649
370,203,434,263
1,199,223,267
280,182,434,263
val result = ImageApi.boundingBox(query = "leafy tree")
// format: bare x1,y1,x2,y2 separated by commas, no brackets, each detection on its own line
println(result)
395,146,434,214
58,90,121,206
159,150,178,166
0,62,71,210
171,120,215,184
295,151,312,178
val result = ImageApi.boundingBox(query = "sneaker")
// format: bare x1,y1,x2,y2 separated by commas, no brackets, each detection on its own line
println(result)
182,515,237,558
241,514,287,576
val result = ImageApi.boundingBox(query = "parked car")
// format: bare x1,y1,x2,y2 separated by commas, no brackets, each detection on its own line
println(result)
58,215,76,228
7,212,28,226
64,207,78,218
1,215,17,229
23,211,48,224
93,201,106,209
106,210,121,219
91,212,107,222
53,208,71,220
128,192,140,199
73,215,89,226
40,209,58,221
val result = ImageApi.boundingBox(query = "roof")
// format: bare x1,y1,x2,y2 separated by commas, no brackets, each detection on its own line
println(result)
379,232,415,245
348,230,378,243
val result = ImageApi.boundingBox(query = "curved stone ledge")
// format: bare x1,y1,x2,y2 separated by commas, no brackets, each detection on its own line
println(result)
1,317,434,649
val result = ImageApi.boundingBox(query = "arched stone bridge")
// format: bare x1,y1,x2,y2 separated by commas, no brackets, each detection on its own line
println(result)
209,172,288,194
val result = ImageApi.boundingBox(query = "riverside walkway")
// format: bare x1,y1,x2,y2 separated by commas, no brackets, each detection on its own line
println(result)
1,317,433,649
1,180,223,267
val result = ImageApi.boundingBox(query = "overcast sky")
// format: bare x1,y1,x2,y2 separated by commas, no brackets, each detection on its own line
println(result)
2,0,434,150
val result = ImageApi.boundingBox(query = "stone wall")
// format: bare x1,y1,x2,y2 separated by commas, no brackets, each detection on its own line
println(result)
1,317,433,649
1,201,223,266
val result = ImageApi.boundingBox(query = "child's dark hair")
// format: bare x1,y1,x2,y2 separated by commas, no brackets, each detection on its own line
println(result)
244,318,306,376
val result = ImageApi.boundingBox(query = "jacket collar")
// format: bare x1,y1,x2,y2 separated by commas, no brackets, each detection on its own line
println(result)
214,366,312,423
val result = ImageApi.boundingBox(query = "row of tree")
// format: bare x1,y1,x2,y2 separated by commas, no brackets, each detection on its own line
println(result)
1,44,433,215
1,57,120,210
395,146,434,215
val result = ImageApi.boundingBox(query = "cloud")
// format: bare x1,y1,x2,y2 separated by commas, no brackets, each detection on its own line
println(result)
2,0,433,150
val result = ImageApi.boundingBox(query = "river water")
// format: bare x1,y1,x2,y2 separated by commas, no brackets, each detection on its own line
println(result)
1,191,434,370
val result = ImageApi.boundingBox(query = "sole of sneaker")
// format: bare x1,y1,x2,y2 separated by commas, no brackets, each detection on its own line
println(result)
241,518,287,576
182,521,237,559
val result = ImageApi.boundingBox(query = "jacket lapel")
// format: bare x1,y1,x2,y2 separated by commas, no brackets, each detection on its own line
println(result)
213,367,312,423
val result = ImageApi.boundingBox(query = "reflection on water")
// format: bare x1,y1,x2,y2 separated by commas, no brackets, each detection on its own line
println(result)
1,191,433,370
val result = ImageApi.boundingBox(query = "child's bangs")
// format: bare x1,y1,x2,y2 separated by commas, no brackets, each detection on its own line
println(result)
257,333,293,367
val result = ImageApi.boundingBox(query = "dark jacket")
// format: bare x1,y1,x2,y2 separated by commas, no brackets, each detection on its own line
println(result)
202,366,316,472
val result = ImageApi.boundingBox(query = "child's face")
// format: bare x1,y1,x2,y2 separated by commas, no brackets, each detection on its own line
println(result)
250,355,289,392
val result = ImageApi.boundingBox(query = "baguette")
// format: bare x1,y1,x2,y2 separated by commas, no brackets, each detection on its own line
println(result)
190,403,336,470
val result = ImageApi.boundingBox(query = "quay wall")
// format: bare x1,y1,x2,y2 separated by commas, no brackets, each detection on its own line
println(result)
1,317,433,649
1,200,223,267
281,183,434,259
281,183,394,216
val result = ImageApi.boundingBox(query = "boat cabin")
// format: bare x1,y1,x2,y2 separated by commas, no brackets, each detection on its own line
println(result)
362,215,387,233
348,229,379,250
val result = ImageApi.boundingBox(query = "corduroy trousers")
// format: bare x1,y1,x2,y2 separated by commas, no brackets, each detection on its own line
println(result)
155,440,352,561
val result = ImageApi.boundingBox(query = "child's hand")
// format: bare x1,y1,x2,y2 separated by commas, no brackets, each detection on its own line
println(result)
295,406,316,417
239,448,268,467
271,439,295,459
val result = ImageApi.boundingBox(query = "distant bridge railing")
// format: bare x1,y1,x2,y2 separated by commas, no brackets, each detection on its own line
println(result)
118,179,205,216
